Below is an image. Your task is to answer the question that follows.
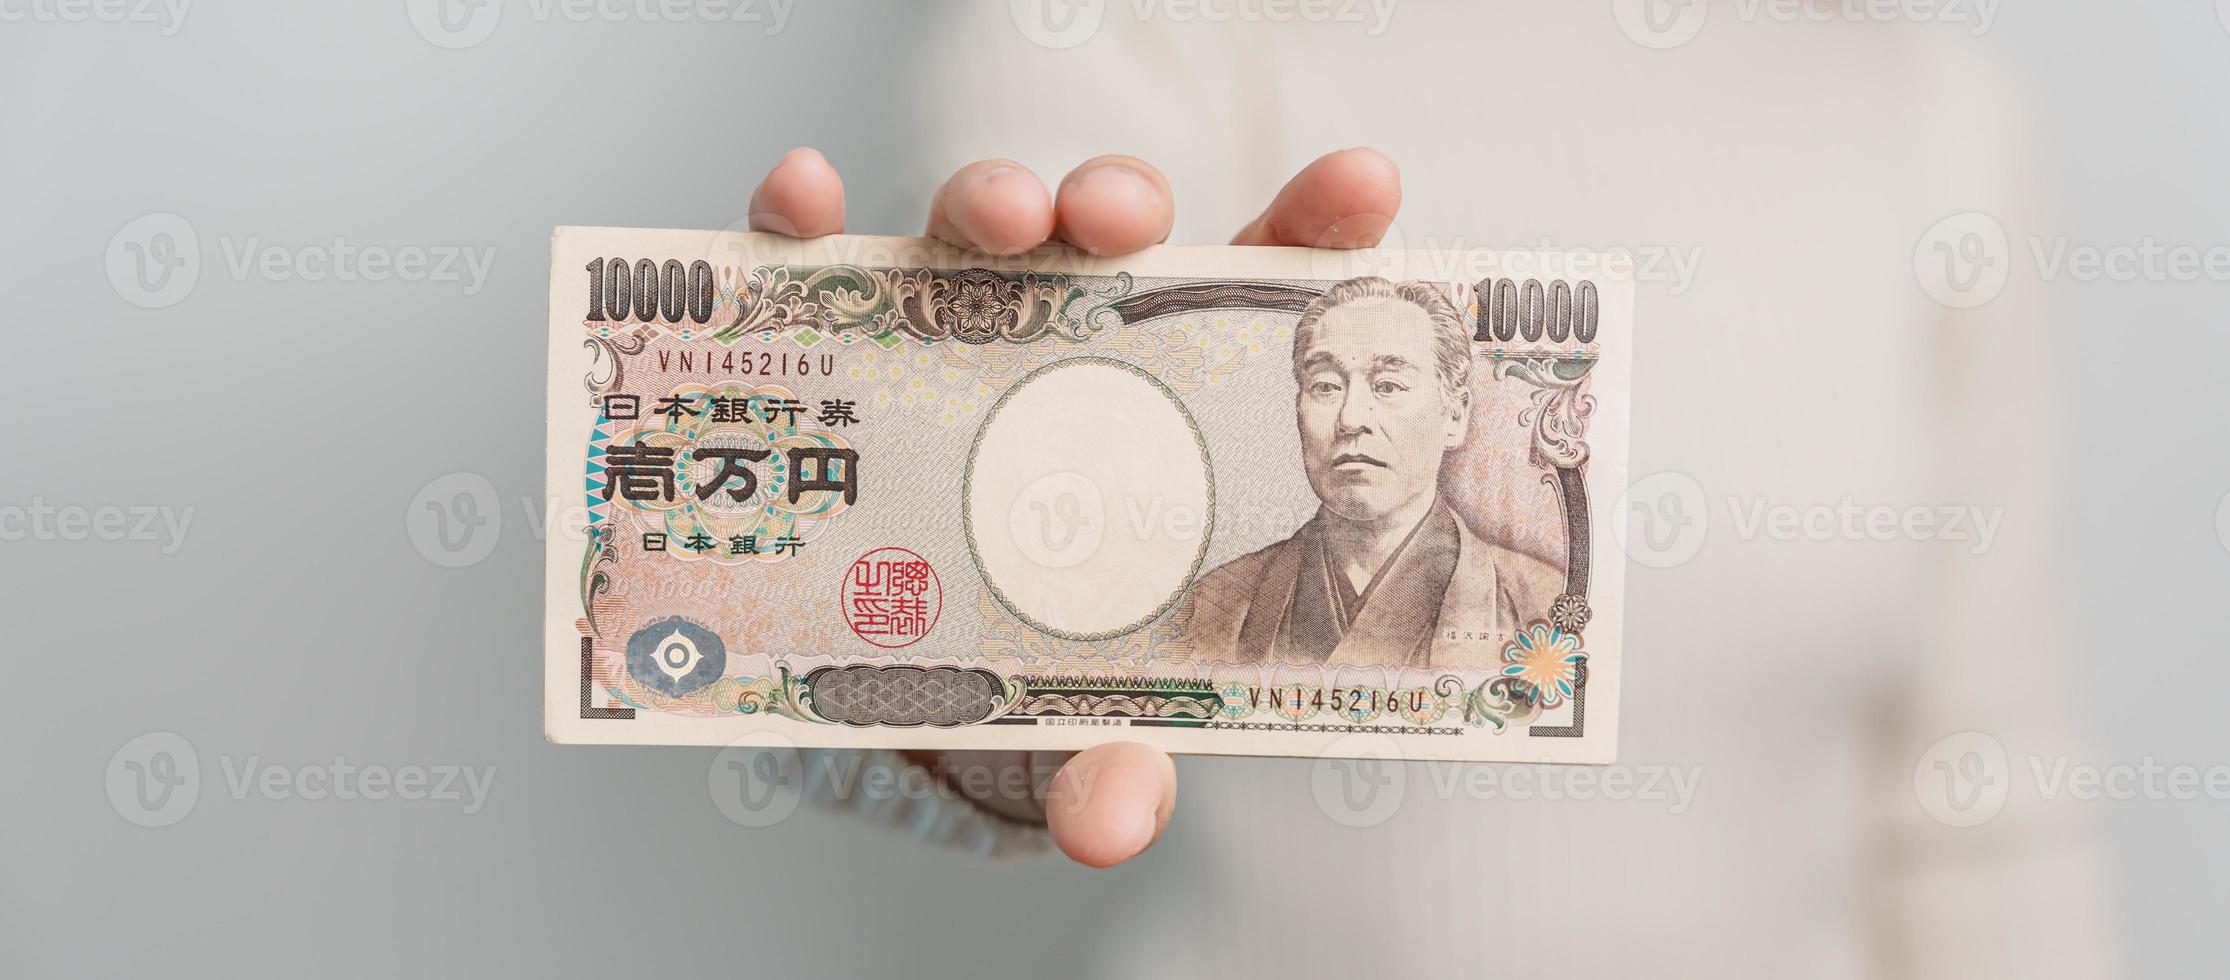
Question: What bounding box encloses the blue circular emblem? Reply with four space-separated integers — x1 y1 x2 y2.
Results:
625 616 726 697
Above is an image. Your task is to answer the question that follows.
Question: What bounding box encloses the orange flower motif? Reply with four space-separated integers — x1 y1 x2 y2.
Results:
1501 623 1586 708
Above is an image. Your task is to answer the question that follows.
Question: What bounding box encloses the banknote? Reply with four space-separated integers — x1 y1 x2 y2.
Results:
543 226 1631 762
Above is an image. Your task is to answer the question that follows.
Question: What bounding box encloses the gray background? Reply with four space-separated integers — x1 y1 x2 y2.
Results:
3 3 2224 977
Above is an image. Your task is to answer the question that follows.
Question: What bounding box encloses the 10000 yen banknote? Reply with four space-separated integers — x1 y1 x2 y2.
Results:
543 227 1631 762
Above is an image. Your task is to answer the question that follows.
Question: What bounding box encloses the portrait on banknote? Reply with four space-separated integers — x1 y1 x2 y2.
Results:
543 228 1630 762
1171 275 1568 670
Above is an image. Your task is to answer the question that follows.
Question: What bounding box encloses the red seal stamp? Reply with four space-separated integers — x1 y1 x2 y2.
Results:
840 547 941 648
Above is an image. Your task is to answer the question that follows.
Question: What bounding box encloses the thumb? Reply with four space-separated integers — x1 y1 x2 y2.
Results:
1231 147 1401 248
1044 741 1178 868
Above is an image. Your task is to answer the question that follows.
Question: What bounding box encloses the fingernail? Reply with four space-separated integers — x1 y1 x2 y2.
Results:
970 164 1023 188
1071 163 1157 201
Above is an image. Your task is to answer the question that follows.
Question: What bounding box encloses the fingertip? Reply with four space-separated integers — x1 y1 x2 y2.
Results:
930 161 1055 256
1046 742 1176 869
1236 146 1403 248
1312 147 1401 248
778 145 833 173
749 146 846 238
1055 155 1174 256
1321 146 1401 196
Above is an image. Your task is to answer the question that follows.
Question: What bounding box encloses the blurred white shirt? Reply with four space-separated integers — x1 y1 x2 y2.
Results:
890 5 2114 978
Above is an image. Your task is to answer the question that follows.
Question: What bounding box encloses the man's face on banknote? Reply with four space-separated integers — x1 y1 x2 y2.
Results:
1294 294 1468 525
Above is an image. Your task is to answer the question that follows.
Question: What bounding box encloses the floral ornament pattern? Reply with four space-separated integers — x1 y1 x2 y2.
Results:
658 265 1131 348
1496 357 1596 470
707 266 823 344
1501 623 1586 708
940 272 1018 343
1549 593 1591 633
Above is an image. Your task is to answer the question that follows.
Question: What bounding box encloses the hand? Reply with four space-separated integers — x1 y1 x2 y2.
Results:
744 145 1402 867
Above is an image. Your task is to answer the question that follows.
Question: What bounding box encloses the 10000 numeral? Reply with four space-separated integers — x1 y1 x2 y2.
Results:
585 256 716 325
